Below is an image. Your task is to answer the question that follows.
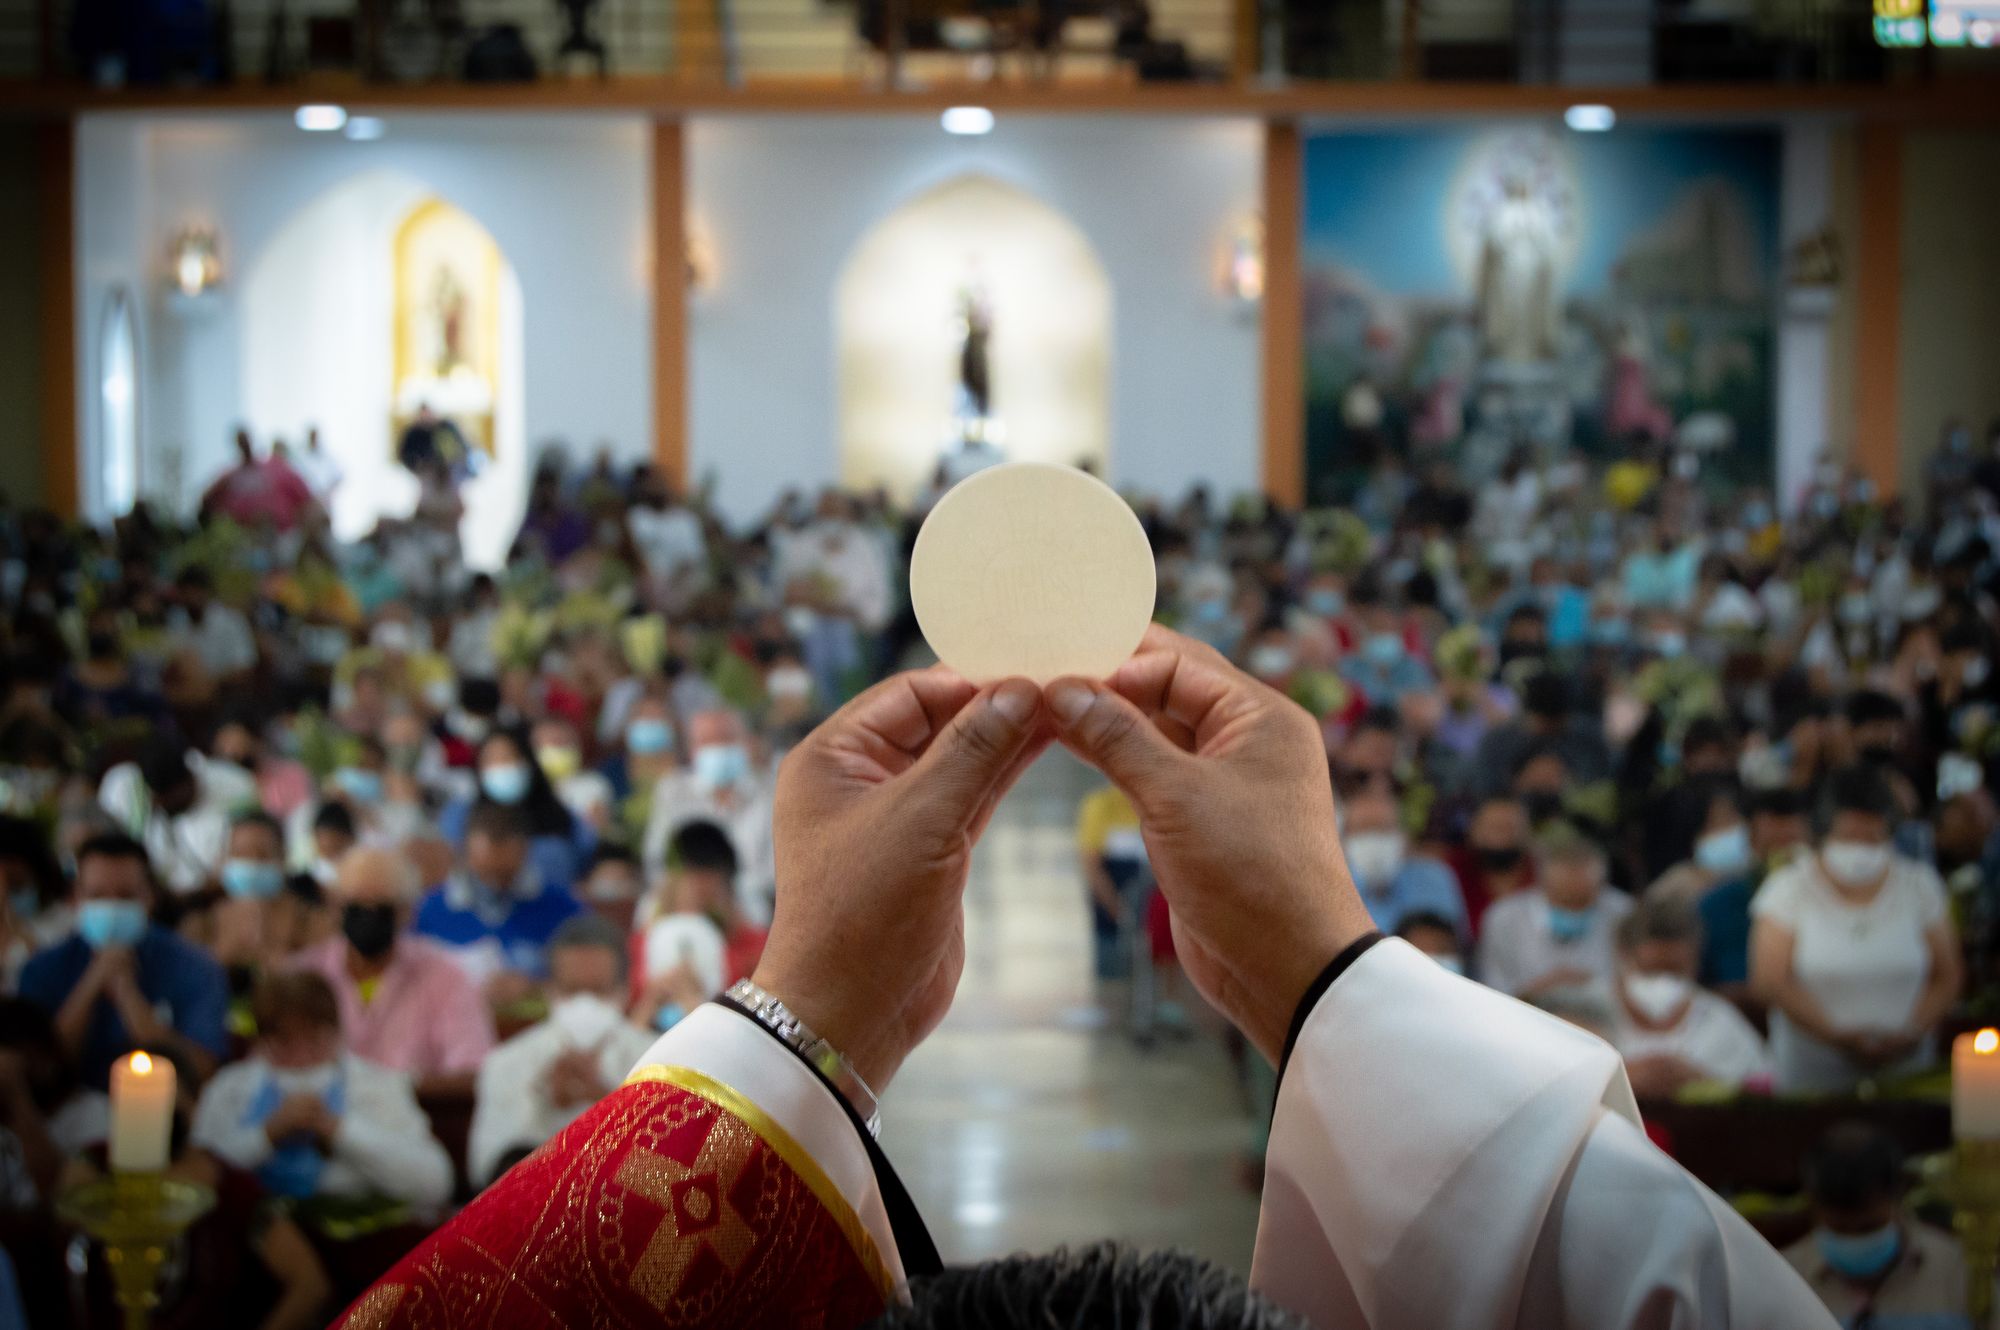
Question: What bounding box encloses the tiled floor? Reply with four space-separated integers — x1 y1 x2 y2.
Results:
879 748 1265 1273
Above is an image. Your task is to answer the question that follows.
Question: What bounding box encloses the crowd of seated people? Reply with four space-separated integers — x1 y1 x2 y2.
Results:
0 418 1994 1323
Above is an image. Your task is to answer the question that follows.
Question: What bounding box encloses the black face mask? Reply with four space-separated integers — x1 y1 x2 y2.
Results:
1522 791 1563 824
1859 743 1899 768
341 902 399 960
86 632 118 660
1477 845 1527 874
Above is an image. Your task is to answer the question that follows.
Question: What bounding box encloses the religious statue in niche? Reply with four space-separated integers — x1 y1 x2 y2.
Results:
955 278 994 422
392 197 502 457
1477 172 1562 364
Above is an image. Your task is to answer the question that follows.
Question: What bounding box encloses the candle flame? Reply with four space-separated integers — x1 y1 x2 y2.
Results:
130 1051 153 1075
1977 1030 1998 1056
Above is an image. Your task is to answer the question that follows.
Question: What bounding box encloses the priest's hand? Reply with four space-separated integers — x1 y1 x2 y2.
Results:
1046 626 1376 1064
756 668 1049 1091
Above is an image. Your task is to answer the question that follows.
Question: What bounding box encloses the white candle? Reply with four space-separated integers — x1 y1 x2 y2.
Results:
1955 1028 2000 1141
109 1051 175 1173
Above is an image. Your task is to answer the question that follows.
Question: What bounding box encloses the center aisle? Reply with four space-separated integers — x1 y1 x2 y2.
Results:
878 747 1264 1271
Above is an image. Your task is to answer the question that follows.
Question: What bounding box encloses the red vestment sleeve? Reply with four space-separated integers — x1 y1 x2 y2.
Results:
333 1065 895 1330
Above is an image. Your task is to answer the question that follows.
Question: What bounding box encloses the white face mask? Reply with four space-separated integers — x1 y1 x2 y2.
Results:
550 993 624 1050
766 668 812 702
1823 839 1891 888
1247 645 1297 680
1623 972 1692 1023
1344 831 1407 887
1434 954 1466 976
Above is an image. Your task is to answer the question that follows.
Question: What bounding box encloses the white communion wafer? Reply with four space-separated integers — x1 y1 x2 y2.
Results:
910 462 1157 684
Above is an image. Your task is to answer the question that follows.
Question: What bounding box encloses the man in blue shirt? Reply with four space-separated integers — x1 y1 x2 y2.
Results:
1337 579 1436 708
1341 788 1469 938
416 802 583 997
19 832 229 1090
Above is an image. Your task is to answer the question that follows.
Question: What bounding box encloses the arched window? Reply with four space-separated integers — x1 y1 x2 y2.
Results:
98 288 140 517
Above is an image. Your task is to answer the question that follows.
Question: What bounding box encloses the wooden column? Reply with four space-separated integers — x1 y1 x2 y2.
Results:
651 119 688 491
37 118 77 517
1261 121 1304 509
1852 124 1902 497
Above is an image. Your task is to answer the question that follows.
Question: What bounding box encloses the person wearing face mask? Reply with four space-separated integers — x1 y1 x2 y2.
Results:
438 729 597 893
531 716 614 835
1750 766 1961 1094
643 709 777 926
17 834 228 1090
1342 788 1468 939
1337 578 1436 708
467 915 654 1187
288 846 493 1096
1646 780 1756 911
1608 898 1770 1100
1451 796 1536 938
187 811 329 993
1477 829 1633 1000
193 972 452 1213
1782 1123 1967 1325
762 649 820 734
1472 672 1614 800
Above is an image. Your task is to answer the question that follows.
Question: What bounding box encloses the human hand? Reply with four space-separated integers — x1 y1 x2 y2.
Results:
84 944 137 997
266 1093 333 1145
754 668 1048 1090
1045 626 1376 1064
546 1049 607 1108
1624 1053 1702 1100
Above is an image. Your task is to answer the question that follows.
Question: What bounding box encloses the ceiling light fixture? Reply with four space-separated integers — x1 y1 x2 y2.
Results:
941 106 995 136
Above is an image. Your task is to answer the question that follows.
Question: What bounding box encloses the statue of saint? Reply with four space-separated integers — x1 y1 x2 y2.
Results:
955 280 993 420
1477 175 1561 364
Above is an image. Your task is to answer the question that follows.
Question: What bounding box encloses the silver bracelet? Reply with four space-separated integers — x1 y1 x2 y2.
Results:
725 979 882 1139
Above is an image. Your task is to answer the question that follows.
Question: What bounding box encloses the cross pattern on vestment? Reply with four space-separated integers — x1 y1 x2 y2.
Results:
615 1121 758 1310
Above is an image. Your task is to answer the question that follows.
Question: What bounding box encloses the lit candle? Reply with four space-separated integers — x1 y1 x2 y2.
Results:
109 1051 175 1173
1955 1028 2000 1141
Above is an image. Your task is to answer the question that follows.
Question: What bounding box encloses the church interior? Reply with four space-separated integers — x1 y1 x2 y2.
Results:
2 0 2000 1324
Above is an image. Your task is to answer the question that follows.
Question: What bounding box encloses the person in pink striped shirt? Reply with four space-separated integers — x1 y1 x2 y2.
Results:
287 846 494 1096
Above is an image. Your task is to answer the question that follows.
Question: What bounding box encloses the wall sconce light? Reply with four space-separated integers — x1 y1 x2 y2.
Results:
686 217 717 293
167 226 224 299
1219 214 1265 307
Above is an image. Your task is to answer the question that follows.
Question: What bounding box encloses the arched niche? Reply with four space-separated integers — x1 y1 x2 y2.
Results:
241 170 526 569
835 174 1112 500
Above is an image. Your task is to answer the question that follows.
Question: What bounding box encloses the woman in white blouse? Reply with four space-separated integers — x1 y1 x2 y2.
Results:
1750 766 1961 1094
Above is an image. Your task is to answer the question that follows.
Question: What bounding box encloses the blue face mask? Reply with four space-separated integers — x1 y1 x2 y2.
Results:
1192 597 1230 624
1363 633 1405 667
221 858 287 901
77 899 148 950
332 767 383 805
692 744 749 793
627 719 674 756
1305 589 1345 617
481 763 532 805
1694 825 1753 878
1816 1224 1901 1282
1548 905 1594 945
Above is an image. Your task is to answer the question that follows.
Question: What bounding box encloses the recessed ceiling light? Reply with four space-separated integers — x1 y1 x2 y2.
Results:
295 104 348 132
941 106 995 136
343 115 385 142
1564 104 1615 132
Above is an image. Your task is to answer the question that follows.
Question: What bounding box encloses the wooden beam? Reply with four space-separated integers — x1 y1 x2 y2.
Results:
1261 120 1303 509
651 118 688 492
1852 124 1901 497
36 117 75 517
6 75 2000 125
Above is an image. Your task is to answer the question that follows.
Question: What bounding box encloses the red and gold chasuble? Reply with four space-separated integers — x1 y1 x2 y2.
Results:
335 1067 894 1330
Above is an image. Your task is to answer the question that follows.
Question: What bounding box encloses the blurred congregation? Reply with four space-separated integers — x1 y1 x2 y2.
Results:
0 408 1995 1322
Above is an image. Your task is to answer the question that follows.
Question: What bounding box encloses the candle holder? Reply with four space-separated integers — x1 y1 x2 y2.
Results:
57 1173 216 1330
1939 1140 2000 1328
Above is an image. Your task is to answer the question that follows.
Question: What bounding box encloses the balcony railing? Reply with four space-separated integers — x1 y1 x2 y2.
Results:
0 0 1932 90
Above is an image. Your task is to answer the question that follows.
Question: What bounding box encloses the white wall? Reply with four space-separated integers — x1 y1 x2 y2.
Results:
687 116 1263 520
75 113 651 521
